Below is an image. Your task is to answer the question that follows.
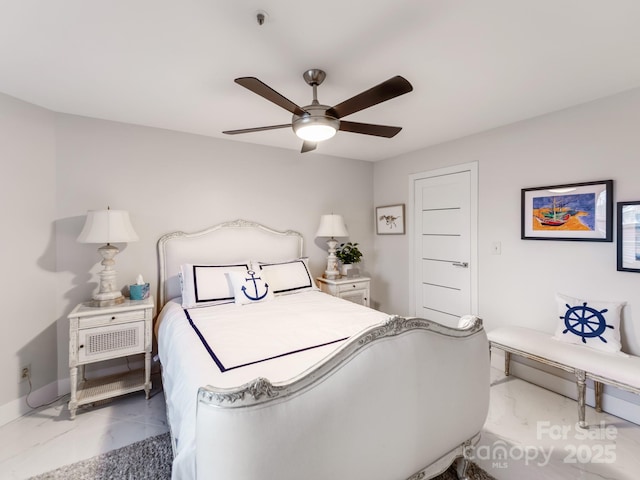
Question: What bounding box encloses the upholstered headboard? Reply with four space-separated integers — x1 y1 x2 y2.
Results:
157 219 304 307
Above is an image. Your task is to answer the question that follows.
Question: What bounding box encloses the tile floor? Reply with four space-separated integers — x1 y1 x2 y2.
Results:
0 372 168 480
476 368 640 479
0 368 638 479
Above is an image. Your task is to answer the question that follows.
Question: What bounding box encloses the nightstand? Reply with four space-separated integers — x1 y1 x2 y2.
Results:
68 296 154 419
316 276 371 307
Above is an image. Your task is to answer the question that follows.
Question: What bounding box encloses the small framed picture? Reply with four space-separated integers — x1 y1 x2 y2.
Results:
376 204 405 235
617 201 640 273
521 180 613 241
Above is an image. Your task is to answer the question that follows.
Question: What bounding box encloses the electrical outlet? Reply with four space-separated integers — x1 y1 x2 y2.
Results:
19 364 30 383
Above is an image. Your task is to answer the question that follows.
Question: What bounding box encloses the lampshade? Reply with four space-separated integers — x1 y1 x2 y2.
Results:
77 209 139 244
316 214 349 238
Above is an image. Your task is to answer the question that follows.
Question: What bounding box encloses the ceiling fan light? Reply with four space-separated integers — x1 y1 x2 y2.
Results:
295 124 337 142
293 114 339 142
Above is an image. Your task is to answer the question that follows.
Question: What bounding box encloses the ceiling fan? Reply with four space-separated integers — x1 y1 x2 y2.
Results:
222 69 413 153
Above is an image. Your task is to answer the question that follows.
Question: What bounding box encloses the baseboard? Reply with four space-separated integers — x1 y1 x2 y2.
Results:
490 350 640 426
0 357 146 428
0 379 64 428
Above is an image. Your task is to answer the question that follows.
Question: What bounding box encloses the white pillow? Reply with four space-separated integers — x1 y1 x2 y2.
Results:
553 293 626 354
256 258 318 295
228 270 274 305
180 263 250 308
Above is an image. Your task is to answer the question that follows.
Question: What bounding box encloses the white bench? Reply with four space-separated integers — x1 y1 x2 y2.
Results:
488 326 640 427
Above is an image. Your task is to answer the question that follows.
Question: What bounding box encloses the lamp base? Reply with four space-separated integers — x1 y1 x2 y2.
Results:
323 269 341 280
86 243 126 307
323 238 341 280
86 294 125 308
87 287 126 307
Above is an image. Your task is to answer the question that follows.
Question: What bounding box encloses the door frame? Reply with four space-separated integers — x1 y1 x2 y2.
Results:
408 161 479 317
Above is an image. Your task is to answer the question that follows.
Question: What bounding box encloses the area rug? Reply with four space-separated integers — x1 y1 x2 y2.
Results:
29 432 495 480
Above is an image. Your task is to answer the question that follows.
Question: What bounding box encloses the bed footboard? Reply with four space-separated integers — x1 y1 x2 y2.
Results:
195 316 490 480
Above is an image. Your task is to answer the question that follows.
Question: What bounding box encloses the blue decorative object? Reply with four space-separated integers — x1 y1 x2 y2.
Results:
560 302 612 344
130 282 150 300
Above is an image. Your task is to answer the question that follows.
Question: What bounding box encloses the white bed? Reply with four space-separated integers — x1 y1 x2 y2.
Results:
155 219 490 480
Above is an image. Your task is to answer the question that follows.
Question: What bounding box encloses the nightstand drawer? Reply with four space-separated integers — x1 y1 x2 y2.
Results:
78 309 147 329
77 321 145 363
336 282 368 293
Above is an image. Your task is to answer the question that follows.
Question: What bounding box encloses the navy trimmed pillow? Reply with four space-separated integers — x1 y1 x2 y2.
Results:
256 258 318 296
180 263 250 308
553 293 626 354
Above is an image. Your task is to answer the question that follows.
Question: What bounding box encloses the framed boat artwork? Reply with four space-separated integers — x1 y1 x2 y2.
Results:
617 201 640 272
521 180 613 241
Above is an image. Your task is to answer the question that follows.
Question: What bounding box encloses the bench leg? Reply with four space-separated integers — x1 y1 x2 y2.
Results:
595 381 603 413
576 369 587 428
504 351 511 376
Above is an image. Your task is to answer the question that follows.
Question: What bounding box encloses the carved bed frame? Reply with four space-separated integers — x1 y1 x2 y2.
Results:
156 219 490 480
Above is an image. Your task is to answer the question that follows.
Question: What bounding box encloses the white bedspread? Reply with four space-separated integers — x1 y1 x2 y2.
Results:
157 291 390 480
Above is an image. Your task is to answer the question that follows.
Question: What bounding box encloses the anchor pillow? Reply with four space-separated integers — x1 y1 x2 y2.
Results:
228 270 274 306
553 293 626 354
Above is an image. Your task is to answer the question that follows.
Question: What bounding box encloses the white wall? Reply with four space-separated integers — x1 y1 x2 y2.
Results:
53 114 375 392
0 93 57 418
0 99 375 424
373 87 640 422
4 86 640 425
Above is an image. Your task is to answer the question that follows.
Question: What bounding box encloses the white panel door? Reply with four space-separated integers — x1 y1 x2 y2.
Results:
411 166 477 326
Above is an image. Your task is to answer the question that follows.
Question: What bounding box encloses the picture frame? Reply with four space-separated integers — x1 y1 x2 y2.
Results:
376 204 405 235
521 180 613 241
617 201 640 272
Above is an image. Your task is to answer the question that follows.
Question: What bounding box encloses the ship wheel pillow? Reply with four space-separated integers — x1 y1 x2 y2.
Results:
553 293 626 355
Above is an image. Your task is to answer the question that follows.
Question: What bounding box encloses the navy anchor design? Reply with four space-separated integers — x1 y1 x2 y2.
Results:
241 270 269 301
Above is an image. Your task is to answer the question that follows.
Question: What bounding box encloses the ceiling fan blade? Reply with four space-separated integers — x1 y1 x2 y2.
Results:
301 141 317 153
339 121 402 138
222 124 291 135
327 76 413 119
235 77 307 117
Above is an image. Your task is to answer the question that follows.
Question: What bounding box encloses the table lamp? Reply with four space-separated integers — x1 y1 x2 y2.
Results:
316 214 349 280
77 208 139 307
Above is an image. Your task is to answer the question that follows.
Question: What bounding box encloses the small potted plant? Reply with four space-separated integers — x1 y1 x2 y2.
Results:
335 242 363 276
